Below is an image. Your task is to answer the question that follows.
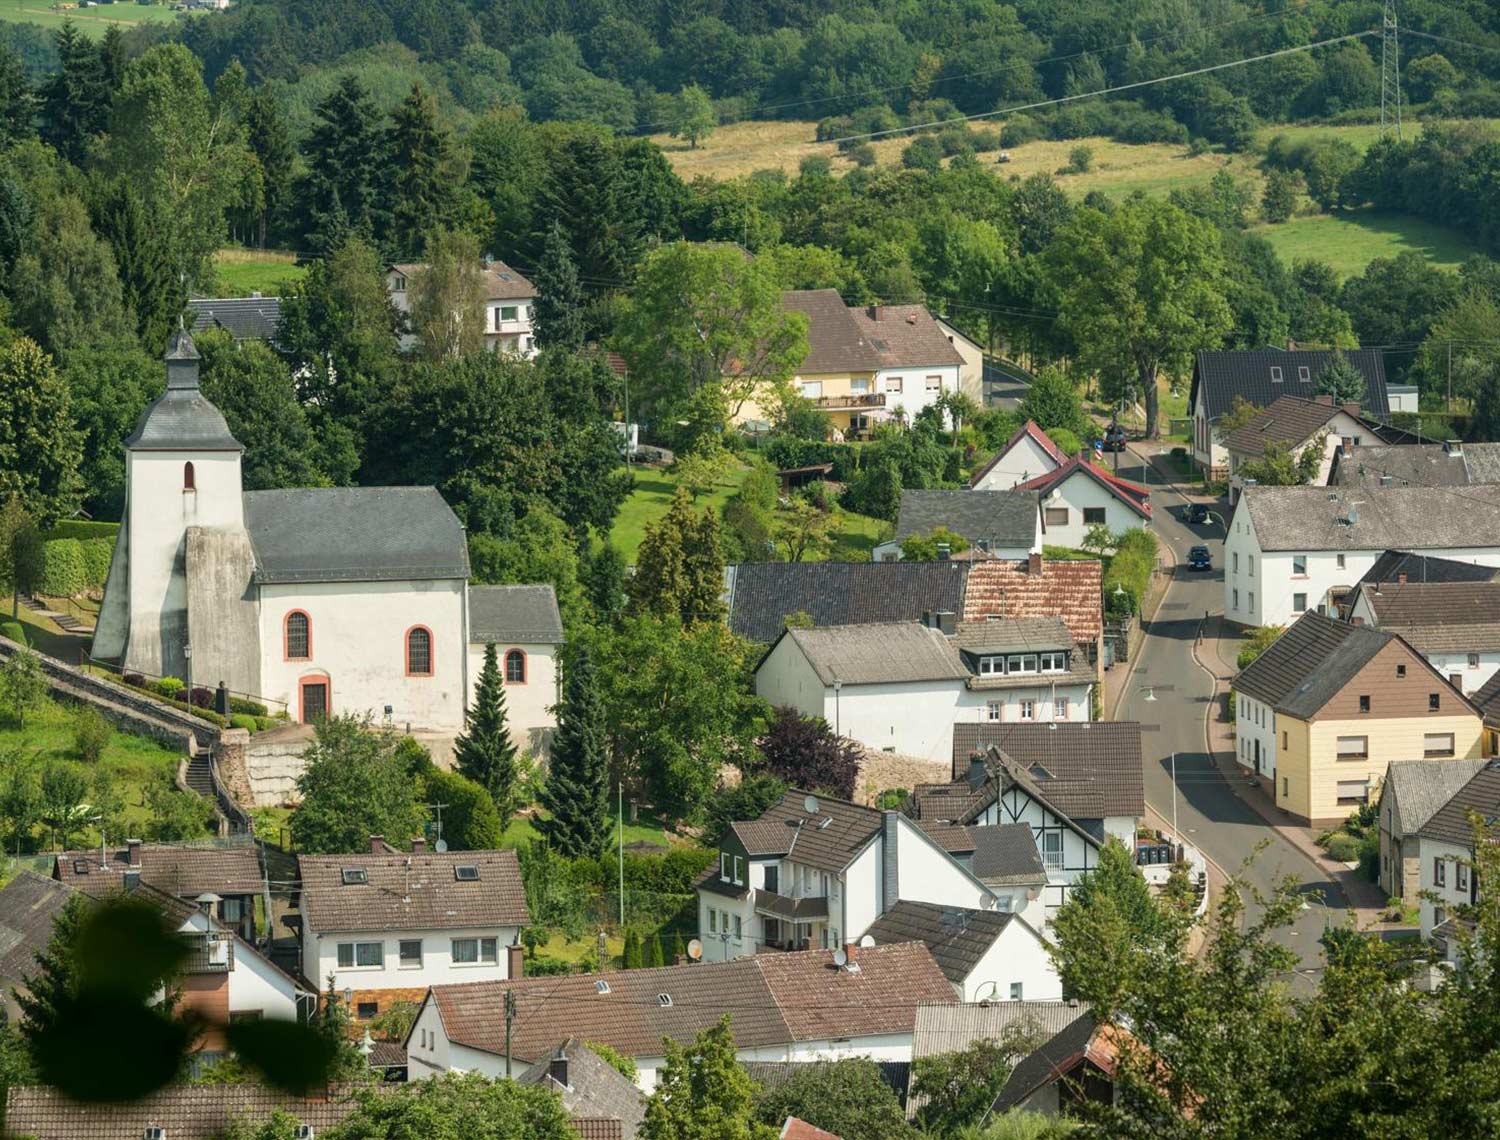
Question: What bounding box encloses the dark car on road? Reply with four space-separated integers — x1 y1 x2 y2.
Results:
1101 424 1128 452
1185 503 1209 525
1187 545 1213 571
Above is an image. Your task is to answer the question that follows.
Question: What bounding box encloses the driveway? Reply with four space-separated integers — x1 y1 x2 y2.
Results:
1110 446 1346 975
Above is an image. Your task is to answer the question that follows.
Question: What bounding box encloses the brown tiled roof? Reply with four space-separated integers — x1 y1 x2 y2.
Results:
426 943 952 1063
391 260 534 300
961 559 1103 643
574 1119 626 1140
863 901 1020 985
783 290 883 373
297 849 529 934
3 1085 364 1139
729 790 882 874
1231 611 1397 717
848 304 964 369
731 819 798 857
55 843 265 899
1221 394 1346 456
948 723 1145 819
1353 580 1500 653
520 1038 646 1140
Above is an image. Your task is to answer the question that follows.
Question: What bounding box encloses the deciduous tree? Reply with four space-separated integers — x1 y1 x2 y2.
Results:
752 1058 914 1140
289 715 424 855
641 1015 768 1140
757 707 860 800
0 337 82 526
409 227 486 360
670 84 716 149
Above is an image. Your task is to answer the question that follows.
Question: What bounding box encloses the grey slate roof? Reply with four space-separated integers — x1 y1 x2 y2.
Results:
1419 760 1500 846
947 722 1146 820
244 487 470 584
773 622 969 686
863 900 1020 985
991 1012 1104 1112
952 617 1072 654
1231 611 1392 717
724 561 968 643
520 1039 647 1140
297 848 530 934
468 584 563 644
189 296 282 341
0 872 77 1014
1238 485 1500 552
1350 580 1500 652
1359 550 1500 587
1331 442 1500 488
893 490 1041 548
720 790 883 874
125 329 242 452
969 823 1049 886
1383 759 1490 839
1190 348 1389 421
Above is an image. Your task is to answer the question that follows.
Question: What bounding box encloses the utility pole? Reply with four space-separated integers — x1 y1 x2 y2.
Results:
1380 0 1403 140
618 782 625 926
1447 340 1453 413
504 989 516 1078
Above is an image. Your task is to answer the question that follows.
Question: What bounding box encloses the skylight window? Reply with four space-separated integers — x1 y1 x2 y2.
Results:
657 993 673 1008
73 860 90 875
596 980 611 994
454 866 480 882
341 868 368 885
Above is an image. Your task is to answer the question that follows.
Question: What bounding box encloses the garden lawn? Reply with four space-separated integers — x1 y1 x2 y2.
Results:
1251 210 1472 279
609 463 751 560
498 807 676 850
211 249 305 297
0 696 185 841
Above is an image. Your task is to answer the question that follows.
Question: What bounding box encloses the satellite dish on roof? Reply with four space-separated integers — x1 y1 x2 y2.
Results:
859 934 875 948
833 947 848 967
686 939 703 961
803 794 820 815
435 839 448 853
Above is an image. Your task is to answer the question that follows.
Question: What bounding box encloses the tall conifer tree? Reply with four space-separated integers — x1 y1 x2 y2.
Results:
453 643 520 820
537 644 611 859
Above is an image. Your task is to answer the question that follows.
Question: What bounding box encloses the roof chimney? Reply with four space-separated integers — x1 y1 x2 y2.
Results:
1341 439 1352 456
936 543 951 561
411 836 426 854
935 611 957 636
369 835 386 854
1315 394 1333 406
844 941 858 966
868 304 883 321
126 839 142 868
1287 339 1297 350
548 1046 570 1089
507 943 524 980
1343 402 1361 417
1397 572 1407 585
1028 552 1042 576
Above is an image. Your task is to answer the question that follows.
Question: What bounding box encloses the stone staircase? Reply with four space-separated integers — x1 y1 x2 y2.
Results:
185 753 216 798
16 594 93 633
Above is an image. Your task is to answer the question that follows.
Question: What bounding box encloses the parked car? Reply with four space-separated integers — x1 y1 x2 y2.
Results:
1185 503 1209 525
1187 545 1212 571
1100 424 1128 452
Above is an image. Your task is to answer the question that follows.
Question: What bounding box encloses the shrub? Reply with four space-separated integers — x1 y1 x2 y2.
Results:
38 538 86 597
902 135 943 172
228 696 268 717
1068 144 1094 172
1102 528 1158 616
80 539 112 589
526 955 572 976
43 521 118 541
122 672 145 689
999 115 1041 147
229 713 259 733
154 677 184 700
72 707 113 764
848 143 876 167
190 686 213 709
970 126 1002 150
1324 832 1361 862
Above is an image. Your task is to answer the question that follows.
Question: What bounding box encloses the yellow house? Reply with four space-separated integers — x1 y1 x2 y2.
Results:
1232 611 1483 826
734 290 964 439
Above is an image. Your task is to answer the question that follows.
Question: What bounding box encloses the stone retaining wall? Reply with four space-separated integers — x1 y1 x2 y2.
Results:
246 731 313 807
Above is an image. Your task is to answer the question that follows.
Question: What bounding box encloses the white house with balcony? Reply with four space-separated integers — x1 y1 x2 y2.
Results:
386 259 538 357
696 790 998 964
1223 485 1500 629
297 842 530 1026
754 616 1093 763
1345 579 1500 698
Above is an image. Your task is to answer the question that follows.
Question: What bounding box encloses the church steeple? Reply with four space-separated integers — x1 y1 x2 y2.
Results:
164 324 201 391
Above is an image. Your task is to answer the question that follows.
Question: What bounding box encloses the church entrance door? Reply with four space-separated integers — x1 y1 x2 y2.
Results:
300 678 329 723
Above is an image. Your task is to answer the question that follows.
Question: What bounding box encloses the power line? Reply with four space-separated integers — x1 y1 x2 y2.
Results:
629 0 1322 134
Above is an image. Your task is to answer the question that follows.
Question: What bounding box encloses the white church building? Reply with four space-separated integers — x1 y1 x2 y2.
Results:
91 330 563 745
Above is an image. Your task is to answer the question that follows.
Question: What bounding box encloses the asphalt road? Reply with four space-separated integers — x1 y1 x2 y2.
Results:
1110 449 1344 974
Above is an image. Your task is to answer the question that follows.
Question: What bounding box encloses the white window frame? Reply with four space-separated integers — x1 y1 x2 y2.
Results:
1018 699 1035 720
979 656 1004 676
1040 831 1063 870
451 937 499 965
721 852 731 882
1469 653 1481 669
925 374 942 392
885 376 903 393
399 939 422 968
850 378 870 395
1039 651 1067 673
800 380 823 399
499 305 519 322
1054 696 1069 719
1270 366 1283 382
1298 365 1311 382
337 941 384 969
1292 554 1307 575
986 700 1002 722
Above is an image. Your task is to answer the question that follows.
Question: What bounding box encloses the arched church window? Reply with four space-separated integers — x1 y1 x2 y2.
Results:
183 461 196 491
285 611 310 660
505 649 526 684
406 627 433 676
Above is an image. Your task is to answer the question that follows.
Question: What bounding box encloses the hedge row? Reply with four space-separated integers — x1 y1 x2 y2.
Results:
45 521 120 542
37 538 113 596
1103 528 1159 616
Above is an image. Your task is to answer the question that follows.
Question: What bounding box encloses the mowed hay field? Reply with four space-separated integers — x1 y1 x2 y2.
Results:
0 1 184 37
656 117 1488 276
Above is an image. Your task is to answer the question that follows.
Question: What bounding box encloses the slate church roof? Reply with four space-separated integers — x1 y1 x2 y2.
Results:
125 328 243 452
244 486 471 584
469 584 564 644
189 296 283 341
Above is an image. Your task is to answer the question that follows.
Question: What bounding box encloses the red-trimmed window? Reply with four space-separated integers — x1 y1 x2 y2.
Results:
406 627 433 676
184 461 196 491
284 611 310 660
505 649 526 684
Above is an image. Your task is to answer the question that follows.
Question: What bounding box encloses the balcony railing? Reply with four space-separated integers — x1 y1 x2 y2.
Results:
752 889 829 922
810 393 885 410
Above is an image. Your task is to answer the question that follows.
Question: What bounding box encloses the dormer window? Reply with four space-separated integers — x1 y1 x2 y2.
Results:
721 852 731 882
1040 651 1067 673
979 656 1004 676
145 1128 166 1140
183 461 195 491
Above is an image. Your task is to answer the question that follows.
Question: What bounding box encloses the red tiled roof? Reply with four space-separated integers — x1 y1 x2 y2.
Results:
961 559 1103 643
782 1117 845 1140
1012 458 1152 519
968 421 1067 489
297 848 529 934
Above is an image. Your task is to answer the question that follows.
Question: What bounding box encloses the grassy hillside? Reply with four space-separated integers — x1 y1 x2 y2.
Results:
0 0 184 38
1251 211 1472 277
211 248 305 297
